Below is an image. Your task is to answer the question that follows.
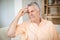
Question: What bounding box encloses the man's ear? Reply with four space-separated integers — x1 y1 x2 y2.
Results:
37 9 40 13
38 9 40 12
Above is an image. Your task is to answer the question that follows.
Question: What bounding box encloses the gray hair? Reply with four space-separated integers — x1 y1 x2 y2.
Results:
27 2 40 9
27 2 42 17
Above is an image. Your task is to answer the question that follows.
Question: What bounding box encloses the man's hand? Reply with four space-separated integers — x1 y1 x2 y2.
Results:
18 6 28 16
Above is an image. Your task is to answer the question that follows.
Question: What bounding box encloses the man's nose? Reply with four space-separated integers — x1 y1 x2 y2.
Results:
29 12 33 16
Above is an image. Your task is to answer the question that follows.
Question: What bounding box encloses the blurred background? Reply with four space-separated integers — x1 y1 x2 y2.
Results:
0 0 60 40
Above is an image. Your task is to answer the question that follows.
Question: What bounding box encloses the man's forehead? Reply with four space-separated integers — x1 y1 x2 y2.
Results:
27 4 40 12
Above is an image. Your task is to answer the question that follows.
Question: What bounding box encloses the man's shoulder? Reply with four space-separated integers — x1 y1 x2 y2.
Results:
45 20 53 24
44 20 55 30
44 19 54 26
42 18 53 25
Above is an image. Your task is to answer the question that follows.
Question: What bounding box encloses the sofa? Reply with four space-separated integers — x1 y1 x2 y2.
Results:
0 27 11 40
0 27 22 40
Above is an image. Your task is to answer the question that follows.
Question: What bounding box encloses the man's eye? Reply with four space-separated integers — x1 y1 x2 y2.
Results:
27 11 29 13
31 10 34 12
27 12 30 14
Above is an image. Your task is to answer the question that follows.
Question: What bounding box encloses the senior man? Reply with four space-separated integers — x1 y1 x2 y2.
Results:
8 2 59 40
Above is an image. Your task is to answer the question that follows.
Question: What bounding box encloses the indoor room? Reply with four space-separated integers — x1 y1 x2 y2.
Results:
0 0 60 40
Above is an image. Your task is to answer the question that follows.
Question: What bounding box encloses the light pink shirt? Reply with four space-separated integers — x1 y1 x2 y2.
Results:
15 19 59 40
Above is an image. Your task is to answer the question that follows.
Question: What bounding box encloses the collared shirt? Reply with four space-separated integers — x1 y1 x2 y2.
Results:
15 19 59 40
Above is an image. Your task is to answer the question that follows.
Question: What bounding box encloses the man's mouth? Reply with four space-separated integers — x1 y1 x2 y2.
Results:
30 15 35 18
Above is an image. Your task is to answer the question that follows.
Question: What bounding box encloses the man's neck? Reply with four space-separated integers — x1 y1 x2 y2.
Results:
31 18 41 26
35 18 41 26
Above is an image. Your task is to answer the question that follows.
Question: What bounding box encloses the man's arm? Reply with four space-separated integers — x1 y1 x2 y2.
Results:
7 7 28 38
52 26 60 40
49 22 60 40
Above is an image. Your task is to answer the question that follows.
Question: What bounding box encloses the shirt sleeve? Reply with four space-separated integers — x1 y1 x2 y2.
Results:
15 24 26 36
49 22 60 40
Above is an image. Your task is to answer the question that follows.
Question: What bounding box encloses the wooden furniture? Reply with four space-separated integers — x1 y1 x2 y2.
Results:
42 0 60 24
